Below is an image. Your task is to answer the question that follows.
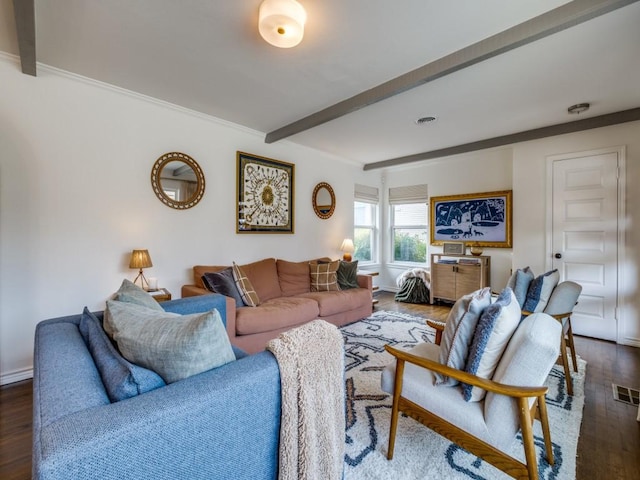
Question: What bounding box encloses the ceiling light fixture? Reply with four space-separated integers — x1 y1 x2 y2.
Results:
258 0 307 48
415 116 437 125
567 103 590 114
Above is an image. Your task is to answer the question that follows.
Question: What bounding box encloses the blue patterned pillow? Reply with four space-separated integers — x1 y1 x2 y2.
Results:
79 307 165 402
522 269 559 313
506 267 534 308
462 288 521 402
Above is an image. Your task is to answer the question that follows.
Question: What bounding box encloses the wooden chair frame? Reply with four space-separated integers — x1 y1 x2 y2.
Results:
385 344 554 480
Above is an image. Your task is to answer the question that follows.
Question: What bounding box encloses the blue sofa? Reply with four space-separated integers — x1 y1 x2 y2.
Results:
32 294 281 480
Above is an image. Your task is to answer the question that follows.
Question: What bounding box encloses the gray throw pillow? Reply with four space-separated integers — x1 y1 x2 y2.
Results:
104 300 235 384
202 268 246 306
104 279 163 338
337 260 359 289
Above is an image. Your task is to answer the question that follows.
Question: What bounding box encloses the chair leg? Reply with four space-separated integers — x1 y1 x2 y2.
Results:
537 395 554 466
387 359 405 460
517 397 539 480
566 318 578 373
560 334 574 396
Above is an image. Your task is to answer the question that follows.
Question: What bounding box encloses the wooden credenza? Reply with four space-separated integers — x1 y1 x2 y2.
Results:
430 254 490 304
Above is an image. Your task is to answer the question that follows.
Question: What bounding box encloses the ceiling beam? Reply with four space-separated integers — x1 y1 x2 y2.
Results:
362 108 640 170
12 0 36 76
264 0 638 144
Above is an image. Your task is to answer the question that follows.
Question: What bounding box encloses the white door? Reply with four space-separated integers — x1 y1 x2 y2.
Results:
550 150 620 341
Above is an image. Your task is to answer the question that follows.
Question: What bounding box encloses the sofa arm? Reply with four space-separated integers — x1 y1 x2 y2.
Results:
181 284 210 297
357 274 373 291
34 351 281 480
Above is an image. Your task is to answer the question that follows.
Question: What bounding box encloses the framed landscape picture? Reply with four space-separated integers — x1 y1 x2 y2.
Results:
430 190 512 247
236 151 295 233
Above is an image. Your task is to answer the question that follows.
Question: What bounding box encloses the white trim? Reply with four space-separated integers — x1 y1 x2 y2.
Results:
1 367 33 386
545 145 628 344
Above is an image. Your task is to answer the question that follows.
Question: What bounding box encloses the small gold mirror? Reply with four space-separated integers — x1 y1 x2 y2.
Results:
151 152 205 209
312 182 335 219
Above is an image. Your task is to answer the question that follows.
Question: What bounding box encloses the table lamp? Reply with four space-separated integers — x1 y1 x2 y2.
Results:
129 249 153 290
340 238 355 262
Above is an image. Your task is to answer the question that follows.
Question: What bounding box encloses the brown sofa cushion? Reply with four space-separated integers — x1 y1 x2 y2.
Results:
235 297 319 335
298 289 371 317
240 258 282 302
277 259 311 297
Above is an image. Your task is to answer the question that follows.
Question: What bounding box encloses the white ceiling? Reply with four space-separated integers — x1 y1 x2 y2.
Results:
1 0 639 167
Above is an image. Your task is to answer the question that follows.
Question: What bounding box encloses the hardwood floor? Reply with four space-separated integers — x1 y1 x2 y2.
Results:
1 291 638 479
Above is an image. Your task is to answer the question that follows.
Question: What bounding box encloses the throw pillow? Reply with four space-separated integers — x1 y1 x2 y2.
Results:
231 262 260 307
505 266 535 308
522 269 560 313
79 307 166 402
462 288 521 402
105 300 236 384
337 260 359 290
435 287 492 386
202 267 246 307
309 260 340 292
104 279 164 338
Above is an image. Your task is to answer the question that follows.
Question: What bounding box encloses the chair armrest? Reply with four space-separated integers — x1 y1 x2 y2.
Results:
426 320 445 345
522 309 571 322
384 345 547 399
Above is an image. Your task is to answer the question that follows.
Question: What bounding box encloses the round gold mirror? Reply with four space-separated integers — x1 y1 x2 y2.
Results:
312 182 335 219
151 152 205 209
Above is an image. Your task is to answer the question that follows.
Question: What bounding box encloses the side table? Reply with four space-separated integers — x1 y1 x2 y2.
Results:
149 288 172 303
358 271 379 308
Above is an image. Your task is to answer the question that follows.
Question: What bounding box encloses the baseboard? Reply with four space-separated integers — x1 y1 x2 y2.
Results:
1 367 33 386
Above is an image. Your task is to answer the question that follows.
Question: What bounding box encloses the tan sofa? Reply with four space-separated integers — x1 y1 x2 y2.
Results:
182 258 373 353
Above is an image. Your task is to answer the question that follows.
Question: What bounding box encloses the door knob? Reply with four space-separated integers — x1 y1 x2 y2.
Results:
554 253 562 259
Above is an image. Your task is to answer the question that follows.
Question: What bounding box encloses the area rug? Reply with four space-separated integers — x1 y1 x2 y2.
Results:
340 310 587 480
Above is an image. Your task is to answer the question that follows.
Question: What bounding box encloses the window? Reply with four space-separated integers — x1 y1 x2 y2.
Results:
354 184 379 263
389 185 429 264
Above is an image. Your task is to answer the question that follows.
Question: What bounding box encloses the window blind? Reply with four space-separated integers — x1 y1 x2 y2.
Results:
354 184 379 203
388 184 428 205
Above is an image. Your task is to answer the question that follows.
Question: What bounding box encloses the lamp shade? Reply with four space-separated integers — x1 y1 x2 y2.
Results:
129 249 153 269
340 238 355 253
259 0 306 48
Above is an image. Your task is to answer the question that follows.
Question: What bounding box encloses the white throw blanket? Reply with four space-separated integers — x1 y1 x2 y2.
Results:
267 320 345 480
396 267 431 288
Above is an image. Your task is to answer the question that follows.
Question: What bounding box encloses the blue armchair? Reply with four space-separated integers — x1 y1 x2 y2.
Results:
33 294 281 480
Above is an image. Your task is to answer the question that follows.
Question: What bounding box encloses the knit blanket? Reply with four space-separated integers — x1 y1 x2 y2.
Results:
267 320 346 480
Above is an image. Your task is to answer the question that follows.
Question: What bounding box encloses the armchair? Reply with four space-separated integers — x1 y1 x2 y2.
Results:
382 312 561 480
523 280 582 395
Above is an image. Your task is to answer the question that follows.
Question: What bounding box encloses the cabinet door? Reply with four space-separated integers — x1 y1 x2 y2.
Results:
432 263 456 300
455 265 481 298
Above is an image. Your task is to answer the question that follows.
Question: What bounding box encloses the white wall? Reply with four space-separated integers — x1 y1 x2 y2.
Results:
355 149 514 291
0 56 360 383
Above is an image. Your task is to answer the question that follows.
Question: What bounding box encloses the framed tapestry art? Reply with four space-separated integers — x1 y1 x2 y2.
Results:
430 190 512 247
236 151 294 233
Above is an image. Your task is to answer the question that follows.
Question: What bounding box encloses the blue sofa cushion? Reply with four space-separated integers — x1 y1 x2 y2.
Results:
105 300 236 384
104 279 164 338
506 266 534 308
79 307 166 402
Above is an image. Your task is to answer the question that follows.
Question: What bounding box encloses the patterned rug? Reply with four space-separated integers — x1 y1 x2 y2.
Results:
340 310 586 480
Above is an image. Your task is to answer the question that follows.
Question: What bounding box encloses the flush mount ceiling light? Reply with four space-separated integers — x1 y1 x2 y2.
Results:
568 103 590 114
415 116 437 125
259 0 307 48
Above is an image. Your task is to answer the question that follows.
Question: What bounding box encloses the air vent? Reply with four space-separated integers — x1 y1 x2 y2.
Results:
415 116 437 125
